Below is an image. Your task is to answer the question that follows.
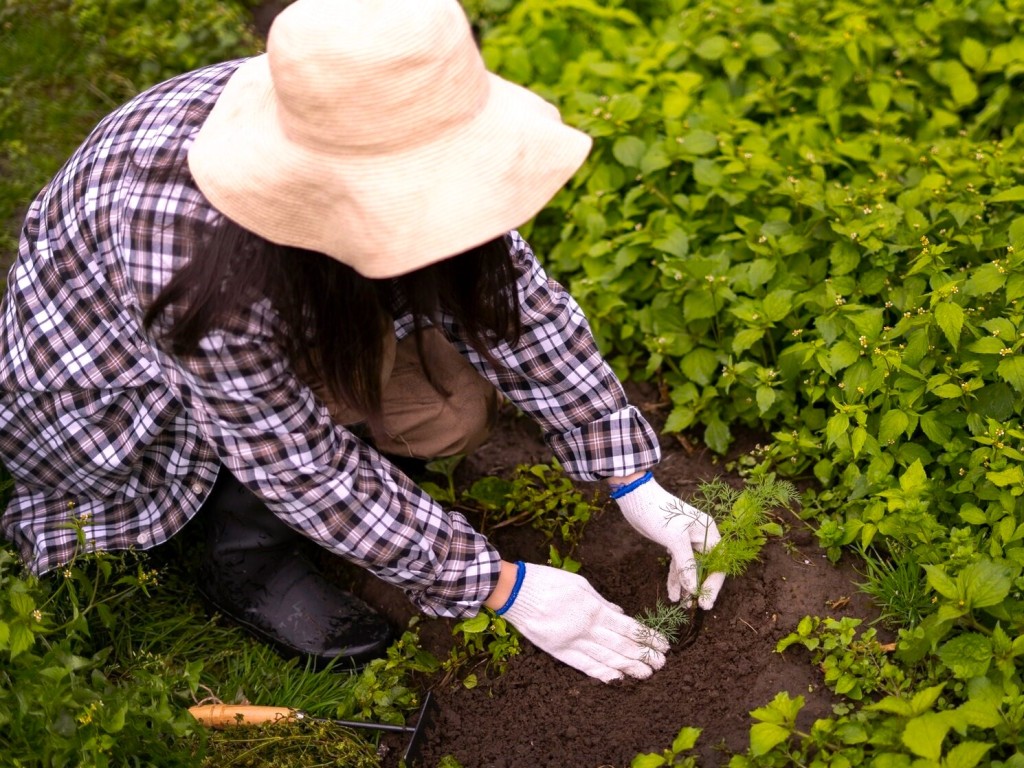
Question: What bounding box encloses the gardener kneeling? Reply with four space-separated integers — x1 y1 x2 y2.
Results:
0 0 725 683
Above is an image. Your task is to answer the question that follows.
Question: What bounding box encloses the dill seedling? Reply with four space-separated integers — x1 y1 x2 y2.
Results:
635 599 690 659
668 477 797 589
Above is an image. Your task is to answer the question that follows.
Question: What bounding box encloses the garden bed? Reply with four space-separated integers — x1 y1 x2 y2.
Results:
353 387 881 767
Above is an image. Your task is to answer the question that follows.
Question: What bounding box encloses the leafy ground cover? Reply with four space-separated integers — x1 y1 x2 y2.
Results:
4 0 1024 765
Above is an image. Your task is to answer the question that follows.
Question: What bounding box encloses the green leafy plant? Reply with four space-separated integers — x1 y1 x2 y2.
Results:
631 725 702 768
423 458 599 551
438 611 520 689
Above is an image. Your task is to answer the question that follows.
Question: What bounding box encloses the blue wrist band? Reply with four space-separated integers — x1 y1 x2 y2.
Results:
609 470 654 500
494 561 526 616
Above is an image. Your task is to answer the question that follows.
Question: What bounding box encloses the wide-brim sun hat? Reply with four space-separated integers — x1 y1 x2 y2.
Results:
187 0 593 279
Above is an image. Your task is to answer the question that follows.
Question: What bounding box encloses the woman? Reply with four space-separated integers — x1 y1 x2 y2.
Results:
0 0 724 683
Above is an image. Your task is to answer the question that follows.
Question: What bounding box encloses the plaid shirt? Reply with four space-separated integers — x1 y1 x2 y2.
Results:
0 61 660 617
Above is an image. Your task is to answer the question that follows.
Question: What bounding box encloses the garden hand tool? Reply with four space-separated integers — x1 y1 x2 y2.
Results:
613 472 726 609
188 690 434 765
498 562 669 683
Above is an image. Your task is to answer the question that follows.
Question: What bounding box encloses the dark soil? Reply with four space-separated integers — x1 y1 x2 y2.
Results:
352 384 881 768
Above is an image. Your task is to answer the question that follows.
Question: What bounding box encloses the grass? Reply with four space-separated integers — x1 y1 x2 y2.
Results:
855 545 934 631
0 2 112 272
0 526 436 766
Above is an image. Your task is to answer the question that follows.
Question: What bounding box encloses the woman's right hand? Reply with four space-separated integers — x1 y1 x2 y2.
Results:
492 562 669 682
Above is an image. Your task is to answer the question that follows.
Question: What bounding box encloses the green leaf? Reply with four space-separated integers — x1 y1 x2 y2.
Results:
920 411 952 444
763 290 794 322
8 591 34 617
681 347 718 385
678 130 718 155
961 559 1012 608
684 291 717 321
900 460 927 494
665 406 695 433
932 383 964 398
939 633 992 679
826 413 850 446
967 337 1007 355
102 702 128 734
458 614 491 633
631 755 667 768
990 187 1024 203
749 723 791 756
987 466 1024 488
923 564 958 600
756 386 776 414
902 712 950 760
851 426 867 458
748 31 781 58
958 679 1004 728
671 726 701 753
878 410 910 443
733 328 765 353
868 695 914 717
960 38 988 70
829 340 861 371
613 136 646 168
934 302 964 349
965 263 1006 296
704 418 731 454
929 59 978 106
8 623 33 657
1010 217 1024 252
695 35 729 60
944 742 992 768
653 229 690 258
692 158 723 187
998 356 1024 392
868 82 892 112
641 144 671 175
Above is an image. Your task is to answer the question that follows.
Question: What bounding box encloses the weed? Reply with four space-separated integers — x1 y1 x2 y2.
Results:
856 545 934 630
438 612 520 689
630 726 702 768
423 458 599 552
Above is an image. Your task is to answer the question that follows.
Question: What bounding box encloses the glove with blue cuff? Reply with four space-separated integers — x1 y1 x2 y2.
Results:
496 562 669 683
612 472 726 610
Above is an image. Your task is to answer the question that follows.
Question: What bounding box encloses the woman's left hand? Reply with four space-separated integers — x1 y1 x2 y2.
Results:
612 475 726 609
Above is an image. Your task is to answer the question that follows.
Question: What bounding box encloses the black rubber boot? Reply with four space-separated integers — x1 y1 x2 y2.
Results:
197 471 394 670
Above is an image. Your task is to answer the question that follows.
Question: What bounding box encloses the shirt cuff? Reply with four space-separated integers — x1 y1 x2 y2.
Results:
547 404 661 481
391 511 503 619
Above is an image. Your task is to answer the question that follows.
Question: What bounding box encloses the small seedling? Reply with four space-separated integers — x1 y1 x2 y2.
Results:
423 458 599 552
438 612 520 689
634 599 691 663
678 476 797 591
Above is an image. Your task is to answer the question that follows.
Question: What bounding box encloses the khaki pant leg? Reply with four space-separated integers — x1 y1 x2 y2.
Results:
369 329 499 458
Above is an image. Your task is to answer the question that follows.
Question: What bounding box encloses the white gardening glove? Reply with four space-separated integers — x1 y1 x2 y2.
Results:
498 562 669 683
613 473 725 609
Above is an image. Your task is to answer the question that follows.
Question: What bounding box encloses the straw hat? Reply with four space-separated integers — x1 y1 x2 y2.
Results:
187 0 592 278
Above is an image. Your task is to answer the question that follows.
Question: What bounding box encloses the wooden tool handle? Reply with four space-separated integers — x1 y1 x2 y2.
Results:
188 704 297 728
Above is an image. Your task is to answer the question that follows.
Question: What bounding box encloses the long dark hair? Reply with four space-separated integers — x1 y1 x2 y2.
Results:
143 216 521 424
